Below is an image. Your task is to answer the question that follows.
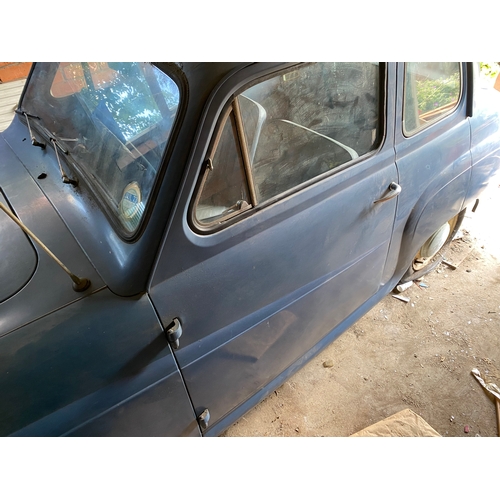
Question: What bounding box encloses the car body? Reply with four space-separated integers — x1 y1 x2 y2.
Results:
1 62 499 436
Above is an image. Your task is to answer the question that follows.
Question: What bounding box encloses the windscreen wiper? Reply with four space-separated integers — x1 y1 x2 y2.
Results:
50 137 78 186
21 111 45 149
17 109 79 187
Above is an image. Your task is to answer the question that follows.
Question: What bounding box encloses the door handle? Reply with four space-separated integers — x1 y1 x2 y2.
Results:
373 182 401 204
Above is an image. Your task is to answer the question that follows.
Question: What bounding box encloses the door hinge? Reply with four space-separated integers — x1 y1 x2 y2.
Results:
166 318 182 350
197 408 211 431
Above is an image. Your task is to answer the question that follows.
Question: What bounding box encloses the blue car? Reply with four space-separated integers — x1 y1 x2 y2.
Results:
1 62 499 436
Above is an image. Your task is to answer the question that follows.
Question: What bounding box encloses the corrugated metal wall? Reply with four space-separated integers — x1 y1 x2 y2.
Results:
0 63 32 132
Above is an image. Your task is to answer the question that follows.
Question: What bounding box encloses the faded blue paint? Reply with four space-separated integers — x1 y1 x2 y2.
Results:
0 62 499 436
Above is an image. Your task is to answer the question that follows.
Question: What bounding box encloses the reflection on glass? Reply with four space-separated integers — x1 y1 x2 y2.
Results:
25 62 180 234
404 62 460 135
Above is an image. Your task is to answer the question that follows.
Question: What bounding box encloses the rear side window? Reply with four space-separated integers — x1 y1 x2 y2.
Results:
403 62 461 136
194 62 382 229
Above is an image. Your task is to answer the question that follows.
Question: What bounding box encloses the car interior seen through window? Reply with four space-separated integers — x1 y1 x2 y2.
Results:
194 62 382 228
403 62 461 136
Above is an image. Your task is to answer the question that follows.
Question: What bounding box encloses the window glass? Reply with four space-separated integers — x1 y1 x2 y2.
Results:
194 62 381 227
240 63 380 203
403 62 461 136
195 111 251 224
24 62 180 234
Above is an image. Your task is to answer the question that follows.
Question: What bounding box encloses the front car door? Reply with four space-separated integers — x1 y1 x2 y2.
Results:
150 62 399 435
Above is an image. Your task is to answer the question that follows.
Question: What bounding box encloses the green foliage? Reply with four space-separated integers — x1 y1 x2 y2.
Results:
416 73 460 114
480 62 500 80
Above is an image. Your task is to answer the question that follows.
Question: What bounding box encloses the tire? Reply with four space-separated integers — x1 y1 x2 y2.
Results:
399 208 466 284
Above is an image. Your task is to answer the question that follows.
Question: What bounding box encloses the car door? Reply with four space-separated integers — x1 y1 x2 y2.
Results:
150 62 399 435
386 62 471 282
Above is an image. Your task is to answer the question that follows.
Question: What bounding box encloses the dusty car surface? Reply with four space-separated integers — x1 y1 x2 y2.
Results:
0 62 499 436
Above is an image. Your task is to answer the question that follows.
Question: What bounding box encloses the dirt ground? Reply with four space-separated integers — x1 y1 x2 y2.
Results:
222 184 500 437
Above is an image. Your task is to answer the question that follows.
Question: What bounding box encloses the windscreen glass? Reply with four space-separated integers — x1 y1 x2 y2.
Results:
22 62 180 233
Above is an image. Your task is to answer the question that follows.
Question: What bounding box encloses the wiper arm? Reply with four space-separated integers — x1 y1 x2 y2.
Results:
17 109 79 186
22 112 46 149
50 137 78 186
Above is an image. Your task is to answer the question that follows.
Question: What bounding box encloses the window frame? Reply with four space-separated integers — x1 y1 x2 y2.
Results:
402 62 463 138
190 62 387 234
191 104 254 228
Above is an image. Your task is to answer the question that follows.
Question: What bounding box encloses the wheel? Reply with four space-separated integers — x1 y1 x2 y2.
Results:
399 209 466 284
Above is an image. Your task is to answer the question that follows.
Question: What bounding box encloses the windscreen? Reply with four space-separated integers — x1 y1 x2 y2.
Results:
22 62 180 234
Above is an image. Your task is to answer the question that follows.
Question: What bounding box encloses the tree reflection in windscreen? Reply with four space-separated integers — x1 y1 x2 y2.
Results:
25 62 181 233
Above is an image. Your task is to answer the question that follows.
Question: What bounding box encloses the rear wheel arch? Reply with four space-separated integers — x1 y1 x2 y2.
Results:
398 208 465 284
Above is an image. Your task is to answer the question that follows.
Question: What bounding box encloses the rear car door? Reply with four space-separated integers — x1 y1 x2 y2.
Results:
387 62 471 280
150 62 399 435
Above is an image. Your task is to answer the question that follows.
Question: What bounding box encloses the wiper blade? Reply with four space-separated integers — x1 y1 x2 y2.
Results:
21 111 45 149
50 137 78 186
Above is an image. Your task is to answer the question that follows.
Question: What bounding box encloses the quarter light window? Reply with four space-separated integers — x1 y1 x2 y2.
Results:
195 109 251 224
403 62 461 136
194 62 381 228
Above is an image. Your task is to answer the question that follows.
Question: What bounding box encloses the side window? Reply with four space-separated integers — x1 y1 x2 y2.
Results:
403 62 461 136
194 62 382 228
194 108 251 224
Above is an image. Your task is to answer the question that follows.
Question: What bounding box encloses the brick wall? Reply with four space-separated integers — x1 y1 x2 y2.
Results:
0 62 32 83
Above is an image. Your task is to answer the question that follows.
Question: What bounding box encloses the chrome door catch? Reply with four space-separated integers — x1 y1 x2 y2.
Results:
166 318 182 350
